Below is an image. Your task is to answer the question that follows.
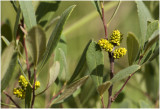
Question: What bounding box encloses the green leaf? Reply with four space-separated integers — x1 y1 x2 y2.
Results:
19 1 37 30
26 26 46 66
86 41 104 88
135 1 152 46
127 32 140 65
139 100 150 108
1 36 10 46
68 40 92 84
98 81 111 96
35 1 60 27
143 29 159 55
149 47 159 61
14 6 21 40
48 61 60 87
146 20 159 40
54 35 67 80
1 43 18 92
110 65 141 84
51 75 89 105
140 50 153 65
38 5 76 73
92 1 102 18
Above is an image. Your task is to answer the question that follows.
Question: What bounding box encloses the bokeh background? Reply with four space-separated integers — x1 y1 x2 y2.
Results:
1 1 159 108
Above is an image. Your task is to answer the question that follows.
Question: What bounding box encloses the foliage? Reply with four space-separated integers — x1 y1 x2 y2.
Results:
1 1 159 108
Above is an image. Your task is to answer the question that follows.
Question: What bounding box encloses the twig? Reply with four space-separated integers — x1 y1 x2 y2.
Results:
20 18 31 80
107 53 114 108
47 83 66 108
100 96 105 108
31 68 37 108
3 91 20 108
111 55 143 102
100 1 108 39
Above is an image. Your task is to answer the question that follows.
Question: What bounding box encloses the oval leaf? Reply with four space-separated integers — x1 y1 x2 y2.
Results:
135 1 152 46
127 32 140 65
19 1 37 30
149 47 159 61
68 40 92 84
48 61 60 87
111 65 141 84
143 29 159 55
38 5 76 72
86 41 104 88
26 26 46 66
1 43 18 92
54 35 67 80
146 20 159 40
98 81 111 96
51 75 89 105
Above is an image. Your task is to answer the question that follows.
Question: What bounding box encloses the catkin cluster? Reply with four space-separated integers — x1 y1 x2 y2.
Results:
13 75 40 99
98 30 127 59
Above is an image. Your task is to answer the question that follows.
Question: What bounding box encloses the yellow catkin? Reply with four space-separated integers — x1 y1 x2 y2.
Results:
35 81 40 90
110 30 122 46
113 48 127 59
18 75 28 88
13 87 25 99
98 39 114 52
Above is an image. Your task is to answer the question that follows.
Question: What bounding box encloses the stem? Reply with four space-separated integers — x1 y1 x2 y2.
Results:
20 18 31 80
47 83 66 108
111 55 143 102
100 96 105 108
3 91 20 108
31 68 37 108
107 53 114 108
101 1 108 39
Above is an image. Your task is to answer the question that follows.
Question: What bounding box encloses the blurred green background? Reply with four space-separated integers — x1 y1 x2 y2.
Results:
1 1 159 108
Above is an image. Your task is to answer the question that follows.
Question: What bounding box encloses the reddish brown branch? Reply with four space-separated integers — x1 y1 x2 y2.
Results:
111 55 143 102
3 91 20 108
20 18 31 80
47 84 66 108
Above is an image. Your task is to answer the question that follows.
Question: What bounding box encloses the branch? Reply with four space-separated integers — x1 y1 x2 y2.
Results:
100 1 108 39
3 91 20 108
111 55 143 102
20 18 31 80
47 83 66 108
